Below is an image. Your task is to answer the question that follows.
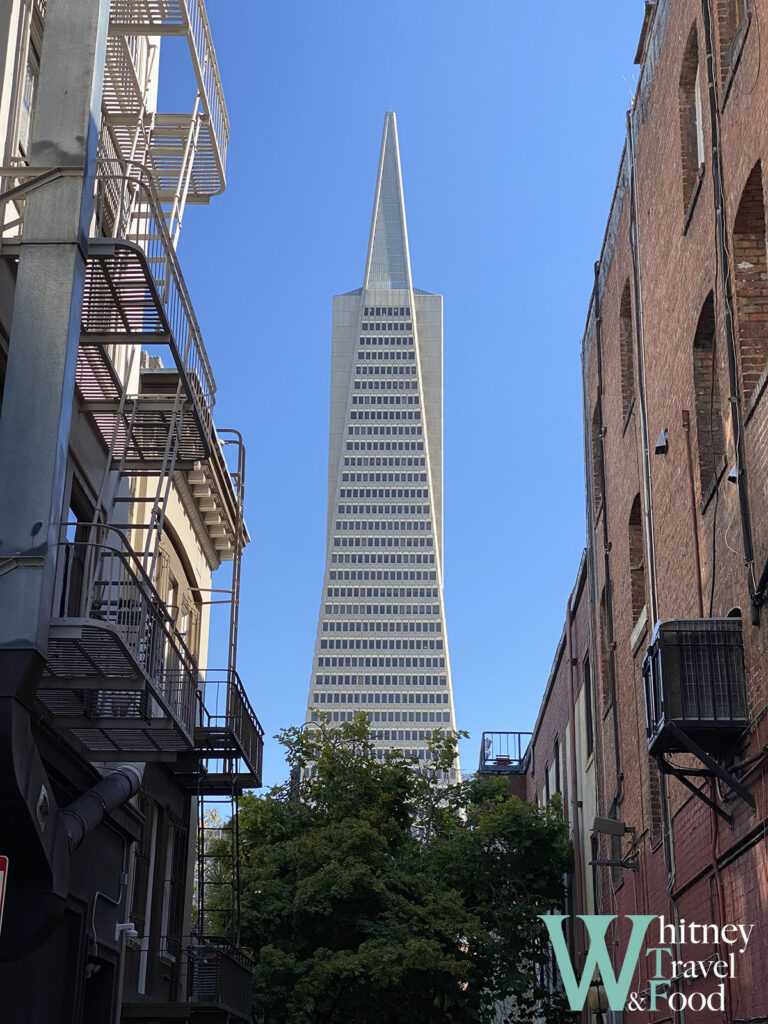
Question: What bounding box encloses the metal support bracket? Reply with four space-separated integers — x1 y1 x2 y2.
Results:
655 721 756 828
590 857 640 873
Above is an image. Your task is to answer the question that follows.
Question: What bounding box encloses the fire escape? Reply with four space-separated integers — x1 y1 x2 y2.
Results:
0 1 259 1018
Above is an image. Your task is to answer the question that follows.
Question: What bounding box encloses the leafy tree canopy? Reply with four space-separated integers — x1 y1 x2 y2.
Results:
227 715 572 1024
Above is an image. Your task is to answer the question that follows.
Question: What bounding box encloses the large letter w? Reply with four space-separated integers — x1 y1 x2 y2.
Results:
538 914 655 1011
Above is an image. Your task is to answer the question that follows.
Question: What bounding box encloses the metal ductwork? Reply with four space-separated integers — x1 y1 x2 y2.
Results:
0 651 144 962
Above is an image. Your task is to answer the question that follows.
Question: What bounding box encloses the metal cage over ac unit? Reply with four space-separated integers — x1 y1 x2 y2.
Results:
643 617 748 755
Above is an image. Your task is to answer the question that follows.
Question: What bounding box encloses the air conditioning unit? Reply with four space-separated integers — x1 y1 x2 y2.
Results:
643 618 747 755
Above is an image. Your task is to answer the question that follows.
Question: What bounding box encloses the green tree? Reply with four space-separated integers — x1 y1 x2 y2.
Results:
224 716 572 1023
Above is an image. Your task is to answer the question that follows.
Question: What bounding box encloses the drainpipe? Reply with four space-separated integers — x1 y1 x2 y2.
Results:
701 0 758 622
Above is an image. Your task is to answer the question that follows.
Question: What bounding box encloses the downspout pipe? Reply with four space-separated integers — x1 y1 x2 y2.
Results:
701 0 758 622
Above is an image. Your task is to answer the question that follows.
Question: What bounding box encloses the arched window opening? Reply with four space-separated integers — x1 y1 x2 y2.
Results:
717 0 748 84
620 280 635 421
591 404 603 519
733 162 768 400
629 495 646 623
679 26 705 214
692 292 725 493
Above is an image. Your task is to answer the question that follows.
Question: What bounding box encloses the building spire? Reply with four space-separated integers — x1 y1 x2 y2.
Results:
363 111 412 291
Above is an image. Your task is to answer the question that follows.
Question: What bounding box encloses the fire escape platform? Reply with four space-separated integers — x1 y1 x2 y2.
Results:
40 615 195 760
43 619 147 688
37 534 199 759
106 0 229 200
1 235 214 468
170 671 264 792
104 113 222 202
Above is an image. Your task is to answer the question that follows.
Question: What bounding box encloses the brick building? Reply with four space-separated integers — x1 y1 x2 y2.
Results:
491 1 768 1021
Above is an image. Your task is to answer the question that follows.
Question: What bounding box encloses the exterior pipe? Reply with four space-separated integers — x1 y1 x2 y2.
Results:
59 763 144 851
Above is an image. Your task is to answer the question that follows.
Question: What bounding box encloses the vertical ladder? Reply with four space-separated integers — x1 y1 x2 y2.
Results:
196 781 241 943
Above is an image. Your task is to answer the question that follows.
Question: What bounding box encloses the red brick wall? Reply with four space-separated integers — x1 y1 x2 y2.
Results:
524 2 768 1020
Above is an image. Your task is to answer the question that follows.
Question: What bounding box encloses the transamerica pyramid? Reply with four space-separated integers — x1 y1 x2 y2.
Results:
305 112 459 780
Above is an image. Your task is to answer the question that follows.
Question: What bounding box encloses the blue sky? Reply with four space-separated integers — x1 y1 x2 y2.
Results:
173 2 643 787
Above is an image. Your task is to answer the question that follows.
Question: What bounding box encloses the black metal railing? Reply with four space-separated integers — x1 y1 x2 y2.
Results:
0 157 216 456
187 936 253 1018
49 524 197 736
196 670 264 784
92 153 216 398
478 731 531 774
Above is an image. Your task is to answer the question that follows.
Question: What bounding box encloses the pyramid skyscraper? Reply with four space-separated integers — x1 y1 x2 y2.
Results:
305 112 459 778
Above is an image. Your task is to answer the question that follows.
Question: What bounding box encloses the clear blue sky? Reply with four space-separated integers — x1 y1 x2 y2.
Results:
173 2 643 787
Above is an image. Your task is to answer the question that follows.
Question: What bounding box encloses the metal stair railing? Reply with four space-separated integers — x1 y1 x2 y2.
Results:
108 0 229 180
91 157 216 407
50 523 198 735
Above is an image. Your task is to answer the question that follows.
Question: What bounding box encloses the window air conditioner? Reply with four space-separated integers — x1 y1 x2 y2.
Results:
643 618 747 755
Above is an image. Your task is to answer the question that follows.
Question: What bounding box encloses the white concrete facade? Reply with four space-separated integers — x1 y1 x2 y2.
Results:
306 113 459 776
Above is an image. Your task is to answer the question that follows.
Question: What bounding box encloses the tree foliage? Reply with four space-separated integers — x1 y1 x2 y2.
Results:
222 716 572 1023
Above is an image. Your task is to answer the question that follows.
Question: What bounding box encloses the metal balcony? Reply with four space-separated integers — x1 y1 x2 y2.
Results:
478 731 531 774
187 937 253 1021
0 160 216 467
105 0 229 202
105 0 228 204
81 158 215 465
171 671 264 792
121 936 253 1024
198 671 264 784
39 528 198 759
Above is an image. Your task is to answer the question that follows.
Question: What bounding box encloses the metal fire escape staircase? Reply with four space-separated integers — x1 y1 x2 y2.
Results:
185 436 263 950
0 1 259 1013
0 0 236 762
